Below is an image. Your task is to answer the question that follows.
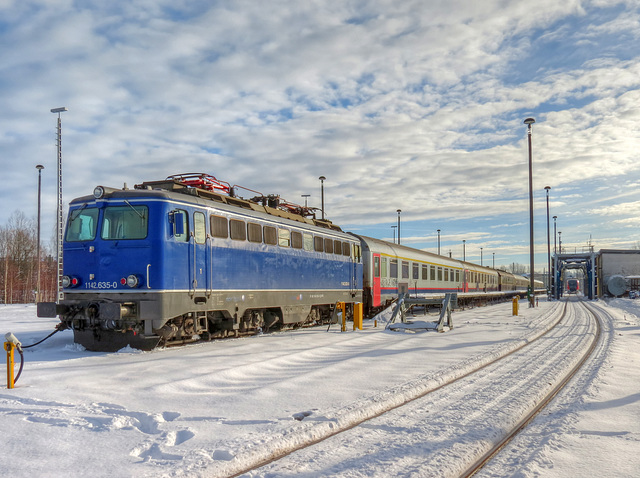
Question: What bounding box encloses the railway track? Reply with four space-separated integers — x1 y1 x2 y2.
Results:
225 299 603 478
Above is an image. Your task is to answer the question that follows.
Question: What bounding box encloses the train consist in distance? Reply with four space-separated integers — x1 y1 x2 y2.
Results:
38 173 543 351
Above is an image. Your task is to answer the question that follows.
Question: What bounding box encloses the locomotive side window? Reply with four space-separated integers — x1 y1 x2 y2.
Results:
303 233 313 251
334 240 342 255
230 219 246 241
342 242 350 256
194 212 206 244
264 226 277 245
101 205 148 240
211 215 228 239
314 236 324 252
66 207 99 242
324 238 333 254
278 228 290 247
247 222 262 243
291 231 303 249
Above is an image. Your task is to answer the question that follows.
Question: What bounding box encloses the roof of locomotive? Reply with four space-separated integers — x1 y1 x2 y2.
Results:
68 182 356 240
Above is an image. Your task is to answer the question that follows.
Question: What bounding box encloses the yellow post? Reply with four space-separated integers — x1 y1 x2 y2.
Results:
354 303 363 330
512 296 519 316
5 341 15 389
337 302 346 332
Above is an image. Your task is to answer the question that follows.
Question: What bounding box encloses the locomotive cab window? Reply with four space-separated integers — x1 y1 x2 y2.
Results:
66 206 99 242
101 205 148 240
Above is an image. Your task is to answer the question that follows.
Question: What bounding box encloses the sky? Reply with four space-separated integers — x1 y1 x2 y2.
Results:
1 0 640 271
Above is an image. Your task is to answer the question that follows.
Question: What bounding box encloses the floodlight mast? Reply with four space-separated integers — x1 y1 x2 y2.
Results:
51 107 68 302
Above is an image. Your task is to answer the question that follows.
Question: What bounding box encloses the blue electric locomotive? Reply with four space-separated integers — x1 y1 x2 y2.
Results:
38 174 363 351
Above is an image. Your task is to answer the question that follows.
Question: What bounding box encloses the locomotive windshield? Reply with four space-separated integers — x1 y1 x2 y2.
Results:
66 207 99 242
101 205 148 240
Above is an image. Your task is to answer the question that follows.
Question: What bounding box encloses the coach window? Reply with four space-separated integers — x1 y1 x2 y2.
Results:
291 231 303 249
194 212 206 244
402 261 409 279
229 219 246 241
437 267 443 281
303 233 314 251
413 263 419 280
211 215 228 239
324 238 334 254
278 228 290 247
381 257 388 277
264 225 277 245
456 270 460 282
444 268 449 282
390 258 398 278
430 265 436 281
247 222 262 243
314 236 324 252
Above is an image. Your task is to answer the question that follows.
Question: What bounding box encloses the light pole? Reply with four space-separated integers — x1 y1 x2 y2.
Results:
463 239 466 261
396 209 402 245
553 215 558 299
480 247 483 266
558 231 562 254
36 164 44 303
437 229 441 255
545 186 551 296
51 106 67 302
524 117 536 308
391 225 397 244
492 252 495 269
318 176 326 220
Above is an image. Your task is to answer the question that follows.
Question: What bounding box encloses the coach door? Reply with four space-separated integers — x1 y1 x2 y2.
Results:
373 253 381 307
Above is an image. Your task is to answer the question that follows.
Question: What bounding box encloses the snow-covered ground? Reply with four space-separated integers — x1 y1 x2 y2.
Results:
0 297 638 477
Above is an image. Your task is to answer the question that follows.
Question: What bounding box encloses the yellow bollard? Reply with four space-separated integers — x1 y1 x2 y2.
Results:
5 341 15 389
337 302 347 332
354 303 363 330
512 296 519 316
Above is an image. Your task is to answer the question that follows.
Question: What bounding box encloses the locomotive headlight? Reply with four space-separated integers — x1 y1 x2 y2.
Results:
93 186 105 199
126 274 139 288
62 275 80 288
